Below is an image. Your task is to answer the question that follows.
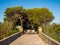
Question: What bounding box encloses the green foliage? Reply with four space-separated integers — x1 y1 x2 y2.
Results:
5 6 23 16
42 23 60 42
26 8 54 26
0 21 15 39
5 7 54 27
55 27 60 34
4 6 25 26
4 18 9 21
26 8 40 24
51 23 60 34
5 30 19 37
40 8 54 22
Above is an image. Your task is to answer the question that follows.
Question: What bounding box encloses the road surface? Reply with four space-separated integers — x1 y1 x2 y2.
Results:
10 34 48 45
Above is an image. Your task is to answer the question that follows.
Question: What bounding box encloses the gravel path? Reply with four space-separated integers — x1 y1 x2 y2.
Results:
10 34 48 45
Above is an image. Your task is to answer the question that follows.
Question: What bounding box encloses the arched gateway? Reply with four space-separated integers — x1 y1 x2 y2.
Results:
8 13 31 33
15 16 31 32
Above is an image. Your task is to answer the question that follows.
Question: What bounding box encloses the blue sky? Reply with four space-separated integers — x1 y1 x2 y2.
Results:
0 0 60 23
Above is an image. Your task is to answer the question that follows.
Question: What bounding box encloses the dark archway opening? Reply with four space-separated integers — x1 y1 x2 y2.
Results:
16 18 21 26
22 19 31 30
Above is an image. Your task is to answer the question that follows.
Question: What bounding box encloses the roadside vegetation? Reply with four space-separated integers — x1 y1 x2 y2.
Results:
42 23 60 42
0 21 19 39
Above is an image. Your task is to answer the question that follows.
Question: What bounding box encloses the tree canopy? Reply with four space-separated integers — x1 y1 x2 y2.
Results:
26 8 55 26
4 6 55 27
4 6 26 26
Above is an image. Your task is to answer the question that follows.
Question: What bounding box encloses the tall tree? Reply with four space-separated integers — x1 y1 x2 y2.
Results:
4 6 25 26
26 8 55 26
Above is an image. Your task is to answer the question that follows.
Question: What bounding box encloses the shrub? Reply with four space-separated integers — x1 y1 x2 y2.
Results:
0 21 16 39
6 30 19 37
55 27 60 34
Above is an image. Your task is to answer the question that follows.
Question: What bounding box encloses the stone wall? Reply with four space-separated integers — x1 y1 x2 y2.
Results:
39 32 60 45
0 32 23 45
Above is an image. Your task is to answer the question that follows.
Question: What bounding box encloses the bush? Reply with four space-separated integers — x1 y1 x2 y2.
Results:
42 23 60 42
6 30 19 37
0 21 19 39
55 27 60 34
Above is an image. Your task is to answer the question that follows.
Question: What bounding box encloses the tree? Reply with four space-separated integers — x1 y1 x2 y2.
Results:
4 6 25 26
40 8 54 24
5 7 55 31
26 8 41 27
4 6 29 34
26 8 55 26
